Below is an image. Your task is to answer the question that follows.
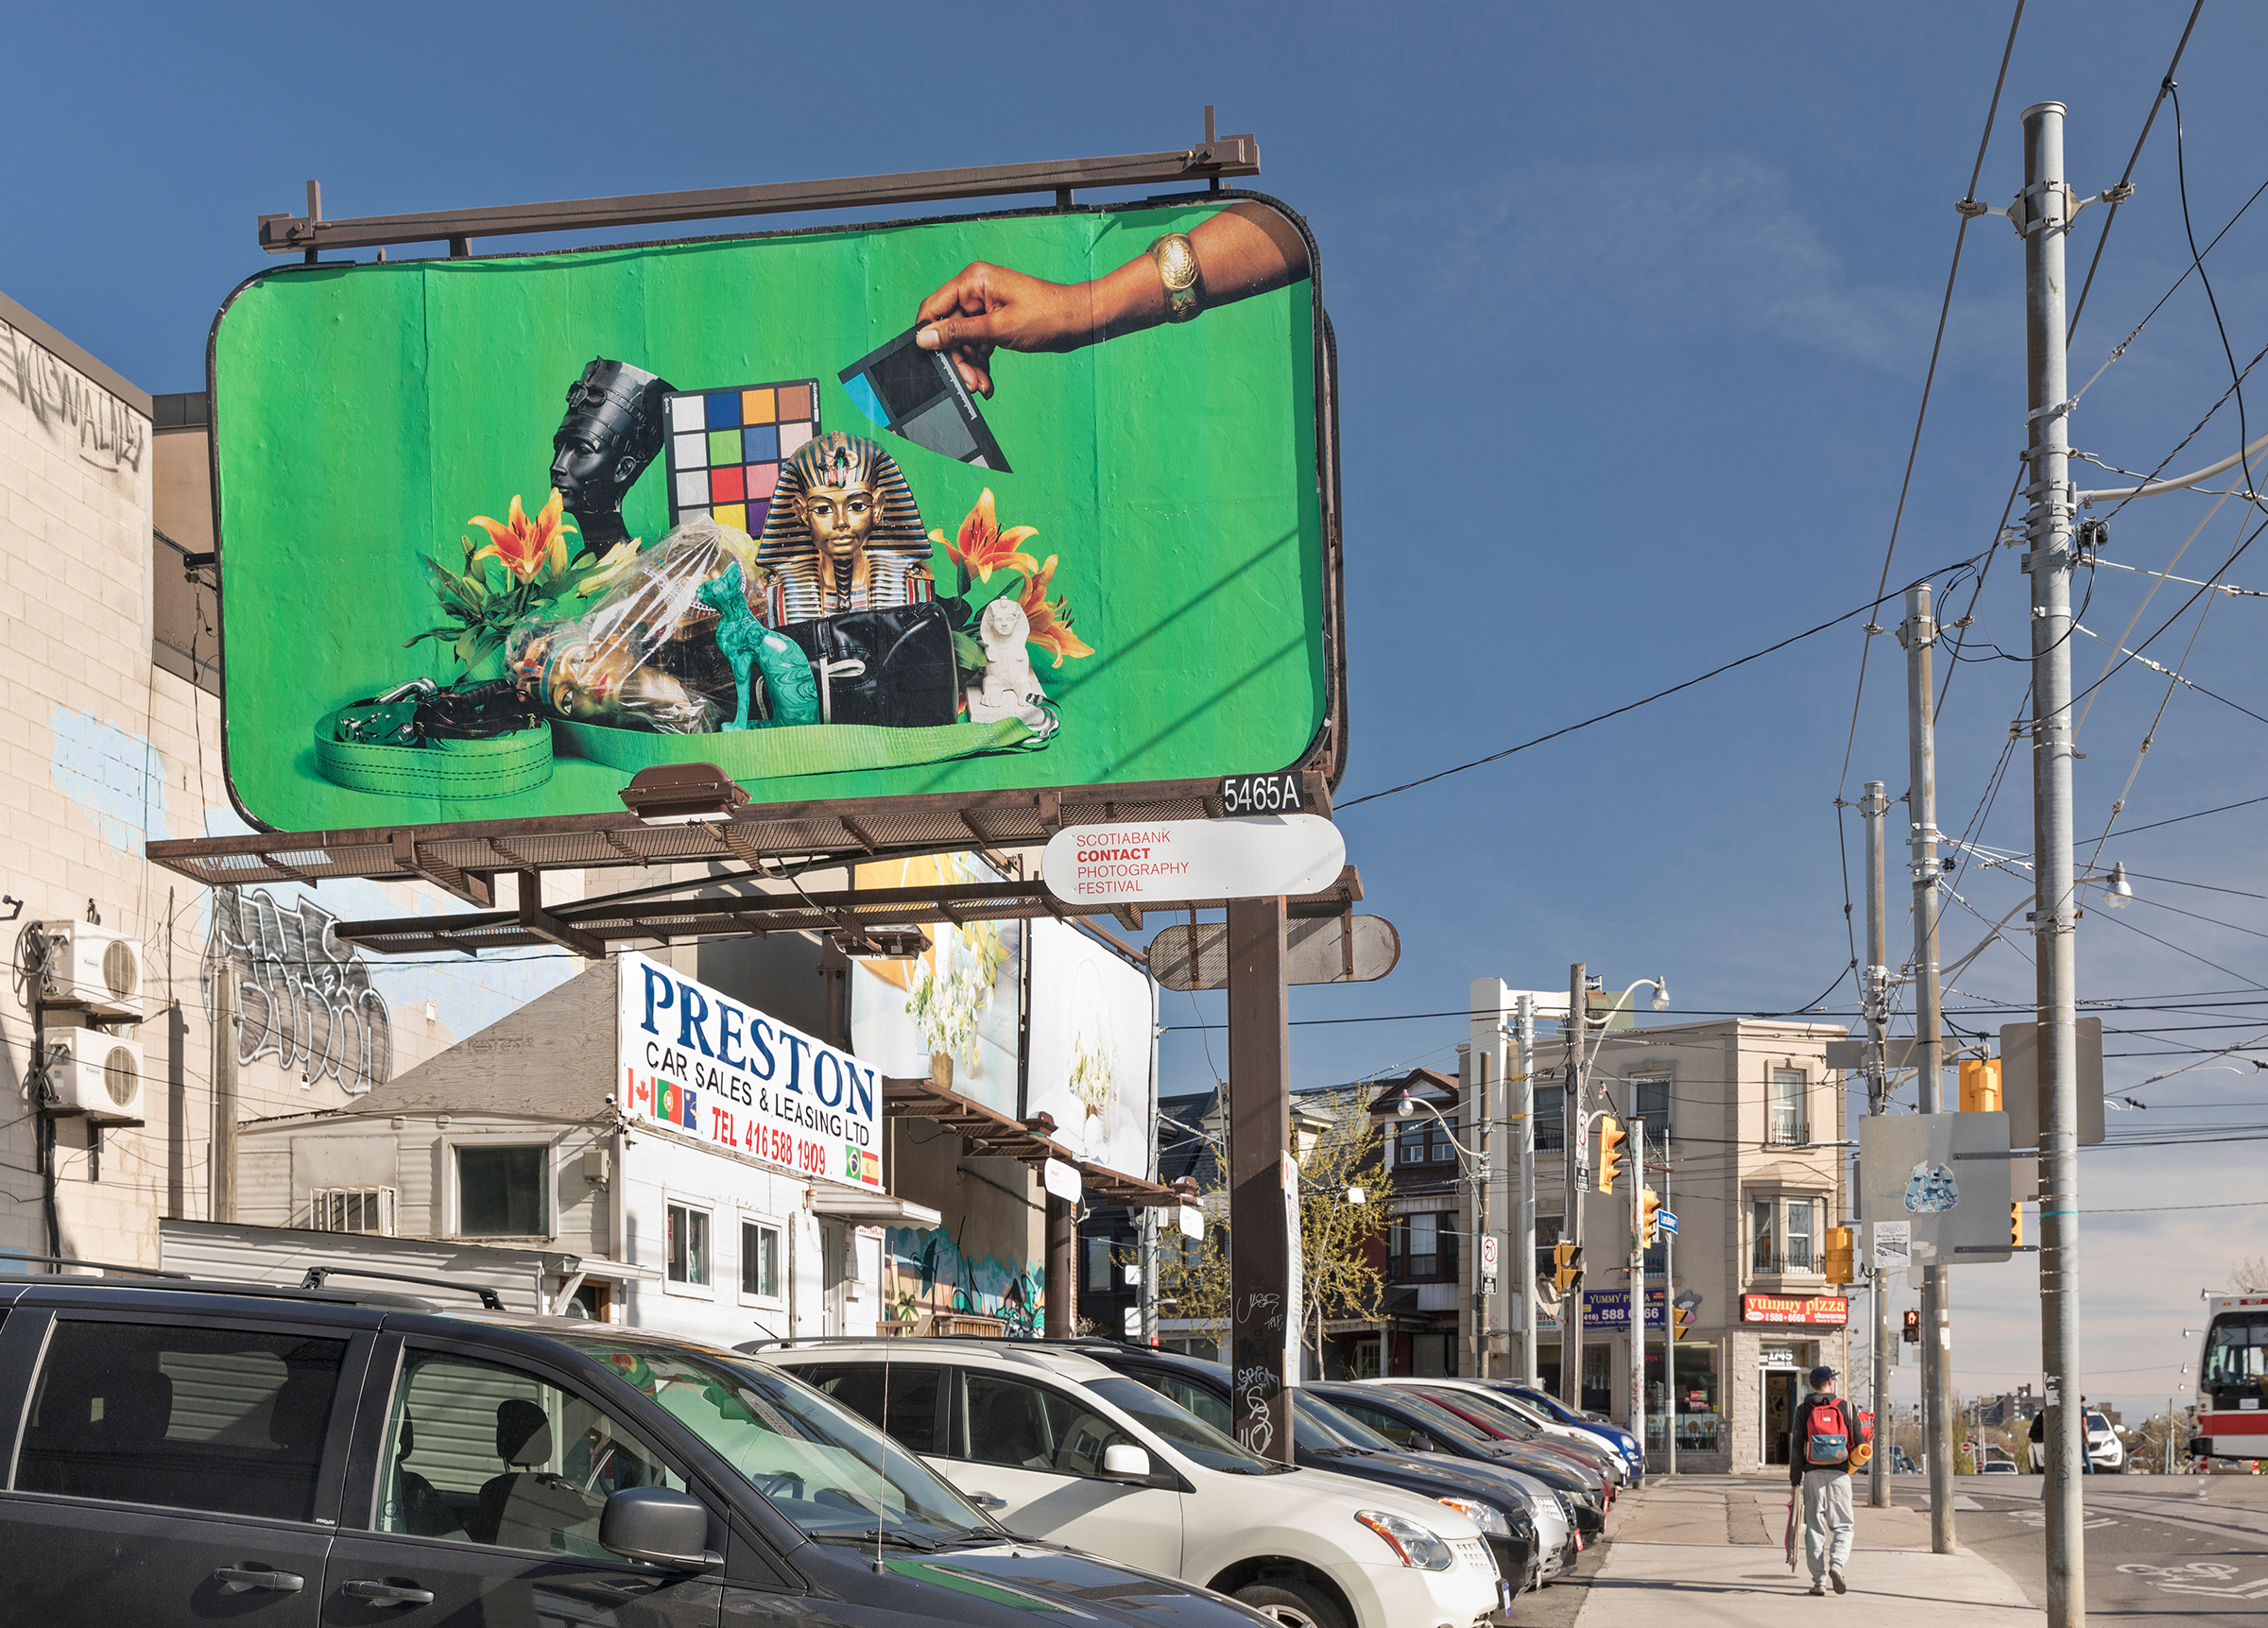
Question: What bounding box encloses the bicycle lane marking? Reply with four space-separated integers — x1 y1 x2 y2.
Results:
2117 1562 2268 1601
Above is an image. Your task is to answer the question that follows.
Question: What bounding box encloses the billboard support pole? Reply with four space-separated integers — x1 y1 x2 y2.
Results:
1044 1192 1074 1339
1228 895 1295 1463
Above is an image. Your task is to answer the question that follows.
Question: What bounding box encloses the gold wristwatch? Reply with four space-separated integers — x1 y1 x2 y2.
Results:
1152 232 1202 322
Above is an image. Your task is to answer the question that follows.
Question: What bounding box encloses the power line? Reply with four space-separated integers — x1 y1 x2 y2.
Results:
1335 551 1987 811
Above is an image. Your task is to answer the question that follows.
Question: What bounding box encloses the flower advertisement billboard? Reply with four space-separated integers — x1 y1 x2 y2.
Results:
207 197 1333 829
1024 916 1159 1180
848 852 1022 1117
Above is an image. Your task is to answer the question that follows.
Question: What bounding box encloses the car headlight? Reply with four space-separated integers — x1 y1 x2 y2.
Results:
1354 1510 1455 1570
1436 1497 1512 1539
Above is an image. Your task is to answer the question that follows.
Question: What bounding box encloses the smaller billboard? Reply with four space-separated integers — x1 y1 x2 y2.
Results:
1742 1294 1849 1326
849 853 1022 1115
616 950 881 1191
1025 917 1159 1179
1583 1287 1667 1328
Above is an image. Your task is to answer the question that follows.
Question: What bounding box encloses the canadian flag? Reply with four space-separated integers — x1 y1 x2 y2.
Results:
627 1069 653 1113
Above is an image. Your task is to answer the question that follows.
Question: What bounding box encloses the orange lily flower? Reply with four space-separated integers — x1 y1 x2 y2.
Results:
469 490 576 584
931 488 1039 584
1016 555 1093 667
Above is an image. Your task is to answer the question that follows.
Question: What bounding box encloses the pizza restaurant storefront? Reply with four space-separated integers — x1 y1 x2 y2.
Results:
1737 1294 1852 1470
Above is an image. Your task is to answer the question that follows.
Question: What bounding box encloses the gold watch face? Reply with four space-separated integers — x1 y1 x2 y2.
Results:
1157 234 1199 293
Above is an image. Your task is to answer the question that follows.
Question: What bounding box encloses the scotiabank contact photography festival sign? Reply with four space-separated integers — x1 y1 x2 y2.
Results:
617 951 882 1191
208 197 1333 828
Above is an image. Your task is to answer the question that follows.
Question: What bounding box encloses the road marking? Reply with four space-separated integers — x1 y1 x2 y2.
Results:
2115 1562 2268 1601
2007 1509 2118 1531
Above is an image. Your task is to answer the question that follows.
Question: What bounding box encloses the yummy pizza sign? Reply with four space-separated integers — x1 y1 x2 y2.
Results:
617 951 882 1191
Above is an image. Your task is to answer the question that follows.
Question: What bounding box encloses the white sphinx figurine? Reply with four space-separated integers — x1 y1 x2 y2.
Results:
965 596 1050 728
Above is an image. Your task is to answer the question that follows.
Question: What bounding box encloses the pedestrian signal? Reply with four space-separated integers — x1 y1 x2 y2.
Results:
1596 1116 1627 1193
2011 1201 2024 1249
1902 1309 1921 1345
1824 1225 1855 1284
1640 1189 1662 1247
1552 1240 1584 1295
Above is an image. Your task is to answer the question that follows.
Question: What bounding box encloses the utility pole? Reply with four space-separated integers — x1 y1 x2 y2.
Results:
1515 994 1539 1386
1861 780 1894 1509
1559 963 1587 1409
2020 99 2087 1628
1627 1115 1645 1451
1662 1152 1676 1476
1903 577 1954 1553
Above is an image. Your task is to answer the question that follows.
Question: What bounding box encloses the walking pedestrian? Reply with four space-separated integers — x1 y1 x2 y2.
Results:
1789 1364 1867 1596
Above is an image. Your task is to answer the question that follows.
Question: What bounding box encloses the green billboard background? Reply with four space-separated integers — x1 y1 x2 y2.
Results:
209 198 1331 831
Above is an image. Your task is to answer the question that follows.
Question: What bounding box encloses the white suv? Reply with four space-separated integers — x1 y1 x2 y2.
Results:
752 1340 1503 1628
2086 1412 2125 1474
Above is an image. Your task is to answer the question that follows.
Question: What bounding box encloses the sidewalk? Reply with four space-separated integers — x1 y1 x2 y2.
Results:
1572 1479 2042 1628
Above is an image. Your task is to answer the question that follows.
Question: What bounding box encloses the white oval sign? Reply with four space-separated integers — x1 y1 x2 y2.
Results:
1041 814 1347 906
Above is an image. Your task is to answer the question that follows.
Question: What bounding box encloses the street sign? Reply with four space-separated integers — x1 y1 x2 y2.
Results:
1997 1018 2106 1166
1658 1210 1679 1235
1573 1110 1592 1172
1040 814 1347 907
1150 913 1400 990
1857 1112 2016 1264
1177 1205 1204 1241
1123 1306 1141 1338
1871 1219 1912 1274
1824 1037 1920 1071
1583 1288 1667 1328
1218 771 1305 816
1480 1236 1499 1275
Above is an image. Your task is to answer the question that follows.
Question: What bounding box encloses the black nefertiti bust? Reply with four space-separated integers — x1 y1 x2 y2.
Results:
550 358 674 556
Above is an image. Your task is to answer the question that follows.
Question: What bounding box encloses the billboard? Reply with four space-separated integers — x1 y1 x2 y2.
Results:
616 950 882 1191
207 197 1332 831
848 853 1022 1116
1024 917 1159 1179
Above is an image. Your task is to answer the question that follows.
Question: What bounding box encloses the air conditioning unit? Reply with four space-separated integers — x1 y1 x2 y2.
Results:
46 1034 146 1122
29 921 144 1020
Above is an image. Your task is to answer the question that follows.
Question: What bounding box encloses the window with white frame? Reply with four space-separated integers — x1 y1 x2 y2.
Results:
740 1218 781 1299
1785 1196 1816 1271
1767 1068 1807 1145
667 1202 711 1289
1630 1075 1672 1146
456 1144 547 1237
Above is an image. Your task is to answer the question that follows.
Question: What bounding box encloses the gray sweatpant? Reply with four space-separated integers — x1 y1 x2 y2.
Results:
1800 1468 1854 1582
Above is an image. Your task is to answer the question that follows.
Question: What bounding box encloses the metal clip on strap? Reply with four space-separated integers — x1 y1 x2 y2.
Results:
815 659 867 724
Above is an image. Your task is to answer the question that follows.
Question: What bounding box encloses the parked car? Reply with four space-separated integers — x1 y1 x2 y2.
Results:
2087 1413 2126 1474
1307 1382 1607 1541
751 1339 1505 1628
1491 1383 1647 1482
0 1273 1294 1628
1372 1380 1628 1489
1982 1459 2019 1475
1045 1339 1556 1595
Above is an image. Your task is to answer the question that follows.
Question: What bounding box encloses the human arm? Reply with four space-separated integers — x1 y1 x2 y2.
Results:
913 201 1311 396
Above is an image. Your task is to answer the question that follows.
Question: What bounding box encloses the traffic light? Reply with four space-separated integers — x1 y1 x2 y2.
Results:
1960 1057 2003 1114
1596 1116 1627 1193
1902 1309 1921 1345
1672 1304 1695 1338
1824 1225 1855 1285
2011 1201 2025 1249
1640 1189 1662 1247
1552 1241 1585 1295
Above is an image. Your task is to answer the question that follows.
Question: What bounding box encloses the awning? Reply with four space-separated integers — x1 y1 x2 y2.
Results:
882 1075 1184 1208
573 1259 664 1283
806 1190 943 1226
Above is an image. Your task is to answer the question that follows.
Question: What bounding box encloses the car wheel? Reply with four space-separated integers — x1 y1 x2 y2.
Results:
1232 1580 1349 1628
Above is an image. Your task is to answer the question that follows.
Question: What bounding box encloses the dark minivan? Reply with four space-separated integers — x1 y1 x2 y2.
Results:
0 1276 1275 1628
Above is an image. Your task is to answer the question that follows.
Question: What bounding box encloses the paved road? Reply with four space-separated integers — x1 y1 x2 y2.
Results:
1883 1474 2268 1627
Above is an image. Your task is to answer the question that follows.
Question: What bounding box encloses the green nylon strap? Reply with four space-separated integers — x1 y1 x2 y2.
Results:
554 715 1038 779
315 717 556 798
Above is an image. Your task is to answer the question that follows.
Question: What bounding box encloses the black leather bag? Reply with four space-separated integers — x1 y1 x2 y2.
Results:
782 603 958 728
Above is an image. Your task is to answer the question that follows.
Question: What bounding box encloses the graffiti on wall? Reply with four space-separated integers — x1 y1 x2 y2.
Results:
885 1225 1043 1338
201 887 392 1093
2 320 146 474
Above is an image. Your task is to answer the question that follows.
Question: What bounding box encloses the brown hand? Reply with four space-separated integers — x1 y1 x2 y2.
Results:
915 263 1098 397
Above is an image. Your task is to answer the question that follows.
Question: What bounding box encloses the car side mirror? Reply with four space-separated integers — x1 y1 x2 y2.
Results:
1407 1433 1436 1453
600 1487 722 1572
1100 1443 1158 1482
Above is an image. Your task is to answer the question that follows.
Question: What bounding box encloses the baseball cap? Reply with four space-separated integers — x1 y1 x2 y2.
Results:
1809 1365 1838 1386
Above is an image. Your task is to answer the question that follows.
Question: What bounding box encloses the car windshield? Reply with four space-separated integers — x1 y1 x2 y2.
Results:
562 1337 994 1546
1432 1389 1544 1438
1332 1388 1502 1454
1088 1376 1294 1475
1415 1388 1519 1439
1514 1388 1584 1427
1297 1394 1403 1454
1478 1390 1562 1432
2204 1314 2268 1392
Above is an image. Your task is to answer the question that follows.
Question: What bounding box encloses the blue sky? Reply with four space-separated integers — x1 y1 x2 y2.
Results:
9 0 2265 1427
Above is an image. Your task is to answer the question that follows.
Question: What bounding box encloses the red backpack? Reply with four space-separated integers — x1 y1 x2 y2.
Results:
1800 1397 1864 1465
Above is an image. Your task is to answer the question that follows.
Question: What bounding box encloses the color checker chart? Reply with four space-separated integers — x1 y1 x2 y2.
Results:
663 381 819 535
